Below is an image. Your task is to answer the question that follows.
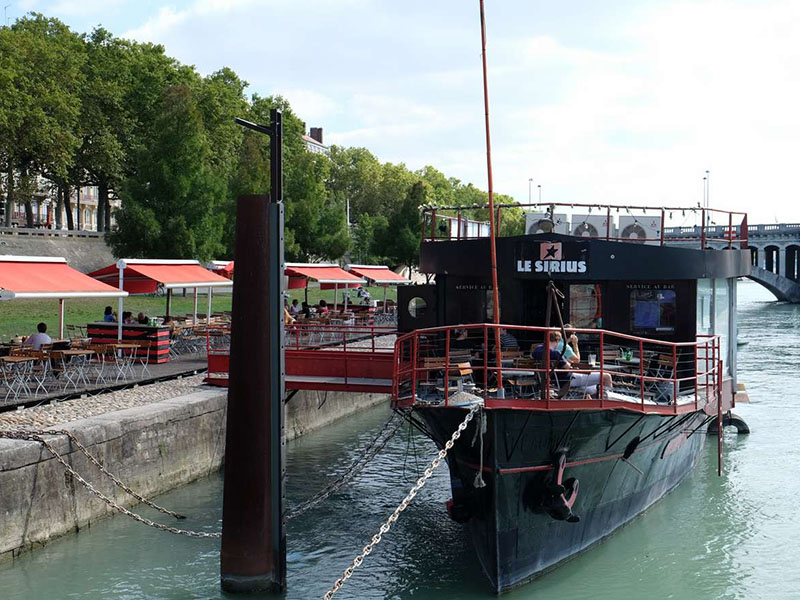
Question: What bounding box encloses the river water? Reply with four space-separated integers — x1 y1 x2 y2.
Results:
1 280 798 599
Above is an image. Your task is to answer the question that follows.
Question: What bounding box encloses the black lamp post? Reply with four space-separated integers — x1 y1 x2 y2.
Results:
221 109 286 594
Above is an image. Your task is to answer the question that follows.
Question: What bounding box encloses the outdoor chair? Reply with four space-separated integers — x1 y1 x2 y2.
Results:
132 340 152 378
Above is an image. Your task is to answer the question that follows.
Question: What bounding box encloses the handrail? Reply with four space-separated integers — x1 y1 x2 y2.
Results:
420 202 748 249
393 323 722 415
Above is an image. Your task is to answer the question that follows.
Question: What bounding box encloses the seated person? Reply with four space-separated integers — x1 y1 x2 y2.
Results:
283 303 296 325
162 316 180 336
23 322 52 350
317 299 330 315
532 331 612 398
137 312 149 325
289 299 302 316
103 306 117 322
450 328 474 350
555 323 581 364
122 311 135 324
301 301 312 318
498 328 519 350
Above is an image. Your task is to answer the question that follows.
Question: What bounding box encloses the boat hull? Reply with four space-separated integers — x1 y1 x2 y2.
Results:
418 407 707 593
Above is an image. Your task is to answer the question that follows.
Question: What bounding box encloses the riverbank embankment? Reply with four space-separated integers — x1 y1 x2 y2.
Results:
0 376 386 561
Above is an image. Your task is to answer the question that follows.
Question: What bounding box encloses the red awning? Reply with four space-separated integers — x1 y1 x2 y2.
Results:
208 260 234 278
89 260 234 294
284 263 365 289
0 256 128 299
346 265 410 285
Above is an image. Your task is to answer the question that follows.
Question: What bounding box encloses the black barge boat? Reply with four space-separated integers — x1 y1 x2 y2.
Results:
392 203 750 592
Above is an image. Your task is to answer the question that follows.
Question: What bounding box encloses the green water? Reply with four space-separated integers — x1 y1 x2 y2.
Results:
1 281 798 599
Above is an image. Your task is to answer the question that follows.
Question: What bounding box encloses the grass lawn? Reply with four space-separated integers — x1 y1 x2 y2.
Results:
0 286 397 341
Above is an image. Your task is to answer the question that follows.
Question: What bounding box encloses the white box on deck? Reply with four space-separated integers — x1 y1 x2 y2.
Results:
617 215 663 245
570 214 614 239
525 212 570 235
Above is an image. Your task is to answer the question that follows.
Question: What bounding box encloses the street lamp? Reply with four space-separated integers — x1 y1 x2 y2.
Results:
538 184 542 202
528 178 533 203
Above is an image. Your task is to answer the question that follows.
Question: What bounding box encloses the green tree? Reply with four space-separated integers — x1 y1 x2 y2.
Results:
108 84 226 260
378 180 425 269
77 28 135 231
0 15 84 227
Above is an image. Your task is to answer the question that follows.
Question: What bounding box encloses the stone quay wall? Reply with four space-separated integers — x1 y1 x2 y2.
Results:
0 385 386 561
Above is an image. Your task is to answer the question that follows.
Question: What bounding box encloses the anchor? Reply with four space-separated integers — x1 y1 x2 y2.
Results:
539 453 580 523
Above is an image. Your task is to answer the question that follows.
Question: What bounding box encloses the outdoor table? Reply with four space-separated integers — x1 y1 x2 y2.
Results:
106 343 140 382
1 356 36 400
53 349 95 390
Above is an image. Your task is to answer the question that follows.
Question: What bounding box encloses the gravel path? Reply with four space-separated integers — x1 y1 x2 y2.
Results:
0 375 208 431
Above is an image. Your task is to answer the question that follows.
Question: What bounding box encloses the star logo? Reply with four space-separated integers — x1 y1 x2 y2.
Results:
540 242 562 261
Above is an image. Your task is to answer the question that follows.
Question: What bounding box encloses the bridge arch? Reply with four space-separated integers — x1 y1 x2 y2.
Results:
785 245 800 282
764 245 781 274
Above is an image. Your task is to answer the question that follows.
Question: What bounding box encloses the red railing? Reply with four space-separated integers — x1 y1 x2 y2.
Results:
284 322 396 352
421 202 748 249
205 322 397 387
392 323 722 415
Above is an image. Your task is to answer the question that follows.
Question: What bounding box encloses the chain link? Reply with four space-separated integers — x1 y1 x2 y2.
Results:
322 404 480 600
285 411 405 521
0 430 220 538
3 428 186 520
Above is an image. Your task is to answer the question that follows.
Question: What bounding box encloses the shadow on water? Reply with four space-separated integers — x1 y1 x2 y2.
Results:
2 281 800 599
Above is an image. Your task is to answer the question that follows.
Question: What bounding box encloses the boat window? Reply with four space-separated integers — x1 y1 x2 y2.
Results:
697 279 713 334
715 278 730 374
408 297 427 319
569 284 602 328
629 287 676 333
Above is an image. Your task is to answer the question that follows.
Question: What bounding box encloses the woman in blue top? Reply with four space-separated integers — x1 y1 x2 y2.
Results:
103 306 117 322
554 323 580 364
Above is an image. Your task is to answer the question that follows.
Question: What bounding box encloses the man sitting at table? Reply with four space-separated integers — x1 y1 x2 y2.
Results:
498 328 519 350
23 322 52 350
531 331 612 398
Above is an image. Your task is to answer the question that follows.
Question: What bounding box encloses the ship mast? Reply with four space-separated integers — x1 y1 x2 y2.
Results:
479 0 501 326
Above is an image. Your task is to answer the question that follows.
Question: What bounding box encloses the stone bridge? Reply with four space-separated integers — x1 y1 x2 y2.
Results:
664 222 800 302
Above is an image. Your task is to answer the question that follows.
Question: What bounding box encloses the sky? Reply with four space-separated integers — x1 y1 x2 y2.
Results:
9 0 800 225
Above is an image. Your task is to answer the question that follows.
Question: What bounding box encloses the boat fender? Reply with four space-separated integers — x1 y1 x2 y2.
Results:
707 412 750 435
445 498 472 524
623 436 641 460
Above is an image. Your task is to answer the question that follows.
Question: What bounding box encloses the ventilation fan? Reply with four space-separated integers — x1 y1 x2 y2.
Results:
618 216 662 245
620 222 648 242
570 214 611 238
528 218 555 234
573 222 598 237
525 212 570 235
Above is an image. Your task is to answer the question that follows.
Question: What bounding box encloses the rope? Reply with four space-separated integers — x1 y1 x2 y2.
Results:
0 430 219 538
285 411 405 521
322 403 480 599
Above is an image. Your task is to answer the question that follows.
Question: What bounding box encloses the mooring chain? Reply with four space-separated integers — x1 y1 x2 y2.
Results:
322 403 480 600
5 428 186 520
285 411 405 521
0 430 220 539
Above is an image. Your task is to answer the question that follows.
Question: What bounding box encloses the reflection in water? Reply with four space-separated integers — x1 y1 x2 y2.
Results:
1 281 800 599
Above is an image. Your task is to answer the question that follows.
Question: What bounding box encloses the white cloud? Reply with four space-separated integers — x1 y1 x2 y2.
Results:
88 0 800 222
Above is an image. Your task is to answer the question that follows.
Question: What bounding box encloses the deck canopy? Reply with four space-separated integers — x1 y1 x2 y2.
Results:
0 256 128 300
285 263 365 289
345 265 410 286
89 259 233 294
